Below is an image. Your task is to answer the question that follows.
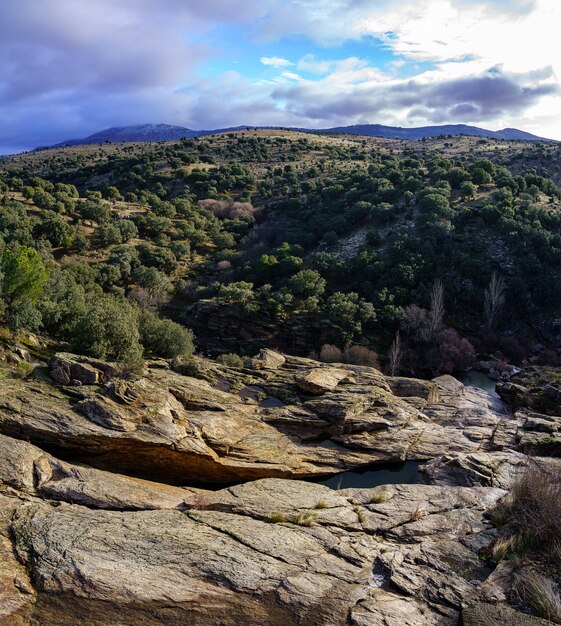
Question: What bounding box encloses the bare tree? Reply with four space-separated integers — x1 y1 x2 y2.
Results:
426 280 445 341
484 272 506 331
388 332 402 376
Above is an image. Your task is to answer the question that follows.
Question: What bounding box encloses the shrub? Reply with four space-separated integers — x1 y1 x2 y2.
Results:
139 310 194 360
72 295 143 369
343 345 380 368
507 462 561 551
319 344 343 363
216 353 244 367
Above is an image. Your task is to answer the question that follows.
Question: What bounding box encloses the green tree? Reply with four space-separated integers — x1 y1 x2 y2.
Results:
139 310 194 359
72 295 143 368
1 247 48 308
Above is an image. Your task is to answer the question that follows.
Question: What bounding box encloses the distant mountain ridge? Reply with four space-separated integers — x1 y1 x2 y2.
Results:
51 122 554 148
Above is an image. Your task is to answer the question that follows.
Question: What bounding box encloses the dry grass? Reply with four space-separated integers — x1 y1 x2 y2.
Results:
368 492 388 504
269 512 287 523
314 500 328 510
353 505 366 524
507 462 561 552
291 511 318 526
409 505 427 522
513 570 561 623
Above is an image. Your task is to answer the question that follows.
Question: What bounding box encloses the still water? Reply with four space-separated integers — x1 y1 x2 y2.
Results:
317 460 423 490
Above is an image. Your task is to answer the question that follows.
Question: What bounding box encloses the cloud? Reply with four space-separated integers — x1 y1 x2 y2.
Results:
260 56 293 68
0 0 560 150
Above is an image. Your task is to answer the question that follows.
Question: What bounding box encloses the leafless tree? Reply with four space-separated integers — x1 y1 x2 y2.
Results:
426 280 445 341
388 332 402 376
484 272 506 331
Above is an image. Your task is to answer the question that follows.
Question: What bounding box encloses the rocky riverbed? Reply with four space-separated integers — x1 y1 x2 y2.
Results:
0 350 560 625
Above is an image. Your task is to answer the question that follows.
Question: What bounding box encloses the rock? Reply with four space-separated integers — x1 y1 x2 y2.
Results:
0 433 197 510
387 376 440 402
432 374 465 393
420 450 561 489
0 352 525 484
497 367 561 416
49 354 101 385
296 367 356 395
0 443 512 626
14 347 30 362
461 602 552 625
245 349 286 370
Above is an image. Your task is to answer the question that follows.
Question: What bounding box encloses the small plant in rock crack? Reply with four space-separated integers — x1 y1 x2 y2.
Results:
291 511 318 526
368 492 387 504
269 512 287 523
409 505 426 522
353 505 366 524
314 500 328 509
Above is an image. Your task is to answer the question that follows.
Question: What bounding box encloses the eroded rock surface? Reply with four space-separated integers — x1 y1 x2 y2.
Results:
0 352 533 484
0 431 533 626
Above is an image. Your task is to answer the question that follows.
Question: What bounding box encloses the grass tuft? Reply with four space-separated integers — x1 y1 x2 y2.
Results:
513 570 561 623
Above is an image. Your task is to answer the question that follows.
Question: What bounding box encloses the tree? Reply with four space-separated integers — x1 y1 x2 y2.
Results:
1 247 48 308
287 269 326 300
217 281 258 315
72 295 143 369
139 310 194 359
426 280 445 341
460 181 477 200
388 332 402 376
484 272 506 331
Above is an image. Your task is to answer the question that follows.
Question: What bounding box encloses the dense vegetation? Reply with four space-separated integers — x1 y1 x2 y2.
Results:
1 130 561 373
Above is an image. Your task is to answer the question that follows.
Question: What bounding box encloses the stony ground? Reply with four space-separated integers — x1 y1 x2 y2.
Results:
0 349 559 625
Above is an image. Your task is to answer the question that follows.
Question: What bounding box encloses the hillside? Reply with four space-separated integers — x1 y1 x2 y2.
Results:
1 129 561 373
45 122 555 150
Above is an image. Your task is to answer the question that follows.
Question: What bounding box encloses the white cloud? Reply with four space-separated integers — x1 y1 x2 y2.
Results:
260 56 293 68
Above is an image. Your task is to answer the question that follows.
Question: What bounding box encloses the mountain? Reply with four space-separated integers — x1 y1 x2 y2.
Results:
54 124 202 146
50 122 553 149
318 123 552 141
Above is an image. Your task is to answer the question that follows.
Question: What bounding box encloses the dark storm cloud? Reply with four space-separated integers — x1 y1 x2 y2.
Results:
274 66 559 125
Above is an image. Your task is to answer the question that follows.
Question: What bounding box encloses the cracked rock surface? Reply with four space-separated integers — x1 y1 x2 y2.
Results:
0 352 541 484
0 352 559 625
0 432 515 626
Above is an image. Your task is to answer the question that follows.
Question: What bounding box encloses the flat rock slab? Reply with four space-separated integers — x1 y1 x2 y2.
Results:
296 367 357 394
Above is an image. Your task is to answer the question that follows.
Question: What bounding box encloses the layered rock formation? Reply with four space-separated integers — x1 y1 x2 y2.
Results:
0 432 546 626
0 351 541 484
0 350 559 625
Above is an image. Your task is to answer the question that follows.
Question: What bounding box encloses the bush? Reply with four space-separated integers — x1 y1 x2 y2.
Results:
72 295 143 369
343 345 380 368
216 353 244 367
506 462 561 551
319 344 343 363
139 310 194 360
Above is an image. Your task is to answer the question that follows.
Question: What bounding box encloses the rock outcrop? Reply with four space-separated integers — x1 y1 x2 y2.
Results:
0 351 549 485
0 352 559 625
0 431 538 626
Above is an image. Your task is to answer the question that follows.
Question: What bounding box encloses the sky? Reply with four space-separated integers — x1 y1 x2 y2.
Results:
0 0 560 153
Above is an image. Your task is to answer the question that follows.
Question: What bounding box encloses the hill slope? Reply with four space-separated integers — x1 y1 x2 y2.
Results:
50 122 554 148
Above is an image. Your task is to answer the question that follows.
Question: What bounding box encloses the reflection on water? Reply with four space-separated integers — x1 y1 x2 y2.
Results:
317 460 423 490
457 370 499 398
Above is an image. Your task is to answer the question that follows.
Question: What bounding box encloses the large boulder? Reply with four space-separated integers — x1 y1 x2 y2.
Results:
244 348 286 370
296 367 356 395
49 353 118 386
